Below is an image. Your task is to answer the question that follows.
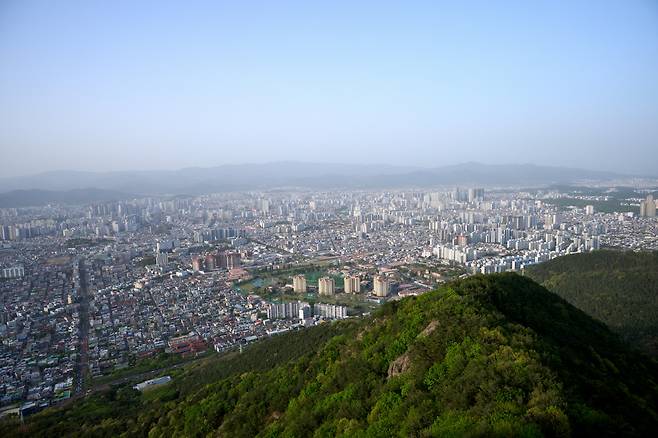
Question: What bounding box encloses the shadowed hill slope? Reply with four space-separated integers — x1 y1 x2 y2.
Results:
526 251 658 356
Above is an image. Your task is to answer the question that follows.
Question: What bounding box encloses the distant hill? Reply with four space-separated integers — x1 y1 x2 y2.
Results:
4 274 657 437
0 162 627 195
379 162 622 188
526 250 658 356
0 188 134 208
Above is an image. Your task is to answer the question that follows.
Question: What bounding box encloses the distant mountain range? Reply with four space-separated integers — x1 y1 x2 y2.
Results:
0 188 134 208
0 162 636 207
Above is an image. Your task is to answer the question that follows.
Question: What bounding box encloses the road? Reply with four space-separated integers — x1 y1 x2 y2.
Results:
74 259 90 395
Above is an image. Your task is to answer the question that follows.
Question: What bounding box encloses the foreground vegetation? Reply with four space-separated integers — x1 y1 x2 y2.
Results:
526 250 658 355
3 274 658 436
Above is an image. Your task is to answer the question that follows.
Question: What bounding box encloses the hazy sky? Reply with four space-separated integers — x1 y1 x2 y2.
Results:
1 0 657 177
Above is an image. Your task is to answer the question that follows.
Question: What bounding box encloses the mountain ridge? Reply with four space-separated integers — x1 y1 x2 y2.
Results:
0 162 633 197
0 188 135 208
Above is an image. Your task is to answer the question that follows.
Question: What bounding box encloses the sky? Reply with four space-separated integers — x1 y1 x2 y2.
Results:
1 0 657 177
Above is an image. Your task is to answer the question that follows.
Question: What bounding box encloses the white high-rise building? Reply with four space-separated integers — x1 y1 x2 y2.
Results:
640 195 656 218
1 266 25 279
261 199 270 214
313 303 347 319
293 275 307 293
467 188 485 203
268 301 308 319
155 252 169 267
373 275 390 297
299 303 312 320
318 277 335 295
343 275 360 293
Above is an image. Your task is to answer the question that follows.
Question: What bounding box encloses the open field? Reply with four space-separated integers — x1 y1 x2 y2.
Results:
45 255 72 266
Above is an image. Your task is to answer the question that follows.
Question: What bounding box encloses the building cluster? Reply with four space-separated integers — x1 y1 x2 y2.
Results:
0 247 79 410
1 265 24 279
288 272 388 297
1 220 60 241
191 251 242 272
266 301 347 321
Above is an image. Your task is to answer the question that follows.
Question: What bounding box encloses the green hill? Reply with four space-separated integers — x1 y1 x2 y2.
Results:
3 274 658 437
526 251 658 356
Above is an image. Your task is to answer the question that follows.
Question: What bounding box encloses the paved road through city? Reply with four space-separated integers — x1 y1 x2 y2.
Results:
74 259 90 395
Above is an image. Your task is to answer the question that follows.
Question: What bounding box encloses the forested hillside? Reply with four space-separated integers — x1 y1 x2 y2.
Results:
3 274 658 437
526 251 658 355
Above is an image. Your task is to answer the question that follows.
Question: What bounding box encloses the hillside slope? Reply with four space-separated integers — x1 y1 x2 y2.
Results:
526 251 658 355
3 274 658 437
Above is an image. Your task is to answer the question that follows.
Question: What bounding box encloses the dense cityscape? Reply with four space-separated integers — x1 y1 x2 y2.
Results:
1 184 657 415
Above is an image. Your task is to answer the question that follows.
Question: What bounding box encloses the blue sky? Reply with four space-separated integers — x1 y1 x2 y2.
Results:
1 0 657 176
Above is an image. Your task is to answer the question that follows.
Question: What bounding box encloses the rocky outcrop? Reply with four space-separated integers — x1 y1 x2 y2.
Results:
387 352 412 378
418 320 439 338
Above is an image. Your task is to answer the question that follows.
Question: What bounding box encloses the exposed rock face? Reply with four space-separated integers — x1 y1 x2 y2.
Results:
418 320 439 338
388 352 412 378
387 321 440 379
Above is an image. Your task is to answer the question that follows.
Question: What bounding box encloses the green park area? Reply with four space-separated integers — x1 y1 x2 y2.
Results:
543 197 638 214
65 238 114 248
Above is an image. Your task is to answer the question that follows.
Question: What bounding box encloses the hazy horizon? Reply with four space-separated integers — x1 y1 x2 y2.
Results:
0 159 653 181
2 1 657 178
